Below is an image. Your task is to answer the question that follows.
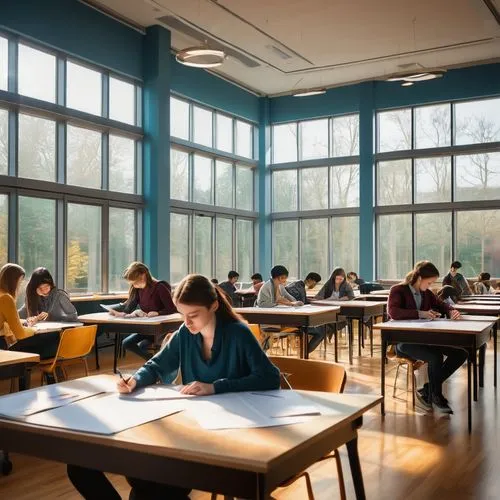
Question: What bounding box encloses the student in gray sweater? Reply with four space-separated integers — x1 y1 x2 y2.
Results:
256 265 303 308
19 267 78 323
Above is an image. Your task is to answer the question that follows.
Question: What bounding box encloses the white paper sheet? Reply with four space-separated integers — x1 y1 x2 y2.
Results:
99 303 122 312
120 385 194 401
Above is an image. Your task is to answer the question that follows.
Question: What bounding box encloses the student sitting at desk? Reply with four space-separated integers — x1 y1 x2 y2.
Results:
67 274 280 500
436 285 459 306
473 272 493 295
442 260 472 298
388 260 466 414
19 267 77 323
251 272 264 293
218 270 240 305
285 272 322 304
347 271 365 290
110 261 177 361
255 265 303 308
314 267 355 301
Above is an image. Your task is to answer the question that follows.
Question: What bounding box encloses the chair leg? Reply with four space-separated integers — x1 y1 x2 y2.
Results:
83 358 89 377
334 450 347 500
393 364 401 398
411 365 416 408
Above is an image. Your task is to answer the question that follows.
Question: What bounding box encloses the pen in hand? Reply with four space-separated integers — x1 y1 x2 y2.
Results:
117 369 131 384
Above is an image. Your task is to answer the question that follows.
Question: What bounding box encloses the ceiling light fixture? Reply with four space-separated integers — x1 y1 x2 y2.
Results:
292 88 327 97
387 70 445 84
176 47 226 68
401 82 414 87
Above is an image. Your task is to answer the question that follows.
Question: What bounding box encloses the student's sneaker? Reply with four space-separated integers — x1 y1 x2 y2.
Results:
432 394 453 414
415 389 432 410
418 385 449 405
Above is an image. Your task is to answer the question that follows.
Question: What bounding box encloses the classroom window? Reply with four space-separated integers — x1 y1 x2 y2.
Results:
66 203 102 293
236 219 253 282
0 108 8 175
215 217 233 281
170 97 190 140
300 167 328 210
109 77 135 125
216 114 233 153
332 114 359 157
193 106 213 148
272 123 297 164
0 37 7 91
109 135 135 194
273 220 299 280
235 166 254 211
193 154 213 205
377 108 411 152
18 196 56 279
332 216 359 273
377 159 412 205
415 157 451 203
194 215 213 277
108 207 136 291
454 152 500 202
170 212 190 284
236 120 253 158
330 164 360 208
66 61 102 116
170 148 189 201
215 160 233 208
454 98 500 146
66 124 102 189
377 214 412 280
0 195 8 267
414 103 451 149
299 119 328 160
456 209 500 277
273 170 297 212
18 44 56 103
300 218 328 281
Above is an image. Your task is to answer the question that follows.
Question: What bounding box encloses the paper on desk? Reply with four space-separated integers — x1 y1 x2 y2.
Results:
120 385 194 401
100 303 122 312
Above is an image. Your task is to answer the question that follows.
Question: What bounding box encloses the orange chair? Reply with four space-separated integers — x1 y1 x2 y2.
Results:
39 325 98 384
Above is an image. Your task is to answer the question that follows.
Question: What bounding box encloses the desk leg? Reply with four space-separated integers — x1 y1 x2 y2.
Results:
346 435 366 500
301 328 308 360
478 344 486 388
94 337 100 370
467 359 472 434
381 337 386 416
348 318 353 365
113 333 120 374
369 316 374 358
494 324 498 388
358 319 362 357
473 349 478 402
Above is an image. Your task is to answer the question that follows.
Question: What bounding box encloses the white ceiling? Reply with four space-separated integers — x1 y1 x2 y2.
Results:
90 0 500 96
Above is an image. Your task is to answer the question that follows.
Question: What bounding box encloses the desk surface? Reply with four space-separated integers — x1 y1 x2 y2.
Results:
78 312 183 325
455 303 500 314
312 299 386 310
368 290 390 295
373 318 494 334
34 321 83 333
71 294 128 303
460 294 500 301
0 350 40 367
234 305 340 316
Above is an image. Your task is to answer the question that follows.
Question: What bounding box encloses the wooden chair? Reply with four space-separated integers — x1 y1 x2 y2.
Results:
39 325 98 384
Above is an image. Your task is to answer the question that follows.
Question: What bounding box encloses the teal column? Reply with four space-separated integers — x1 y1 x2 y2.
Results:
359 82 375 280
258 97 272 276
142 26 171 278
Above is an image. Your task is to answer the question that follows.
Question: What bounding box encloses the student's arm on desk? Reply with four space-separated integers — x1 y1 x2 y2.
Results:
0 294 35 340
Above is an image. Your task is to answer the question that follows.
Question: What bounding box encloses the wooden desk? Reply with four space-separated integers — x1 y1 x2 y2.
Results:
0 374 381 499
235 289 257 307
78 313 183 373
234 306 339 359
373 319 495 433
312 301 386 363
70 294 128 303
34 321 83 334
460 295 500 302
455 303 500 316
368 290 390 296
356 294 388 302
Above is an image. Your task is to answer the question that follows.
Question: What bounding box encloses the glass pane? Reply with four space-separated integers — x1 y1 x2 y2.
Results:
193 106 212 147
377 159 412 205
170 97 189 140
457 210 500 277
455 153 500 202
109 207 135 291
332 216 359 273
377 109 411 152
170 149 189 201
300 167 328 210
454 98 500 146
18 197 56 278
377 214 412 279
66 61 102 116
216 114 233 153
194 215 212 277
18 114 56 181
216 218 233 281
0 37 7 91
0 195 8 267
331 164 359 208
273 170 297 212
170 212 189 284
299 119 328 160
415 157 451 203
332 114 359 157
0 108 9 175
272 123 297 163
237 219 253 282
415 212 451 277
236 120 252 158
236 166 253 211
66 125 102 189
301 218 328 280
273 220 298 280
215 160 233 208
109 77 135 125
415 103 450 149
109 135 135 193
193 154 213 204
67 203 102 293
18 44 56 103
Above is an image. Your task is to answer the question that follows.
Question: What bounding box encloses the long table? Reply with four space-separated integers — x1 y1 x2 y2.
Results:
0 374 381 499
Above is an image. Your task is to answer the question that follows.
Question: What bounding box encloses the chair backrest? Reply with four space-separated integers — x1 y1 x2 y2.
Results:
247 323 264 345
268 356 346 394
56 325 98 360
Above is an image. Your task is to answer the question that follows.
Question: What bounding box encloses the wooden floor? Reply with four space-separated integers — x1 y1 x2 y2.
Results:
1 331 498 499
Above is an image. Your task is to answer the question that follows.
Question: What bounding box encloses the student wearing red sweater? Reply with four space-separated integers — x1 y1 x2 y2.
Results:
388 261 467 414
110 262 177 360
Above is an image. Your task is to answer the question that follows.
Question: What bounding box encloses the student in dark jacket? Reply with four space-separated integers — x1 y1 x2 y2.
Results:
110 262 177 360
388 260 466 414
314 267 354 301
442 260 472 298
67 274 280 500
218 270 239 305
347 271 365 290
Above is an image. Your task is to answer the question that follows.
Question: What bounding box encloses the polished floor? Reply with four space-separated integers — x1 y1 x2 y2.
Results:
0 331 498 499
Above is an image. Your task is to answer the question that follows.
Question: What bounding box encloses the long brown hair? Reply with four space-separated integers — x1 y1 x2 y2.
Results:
0 263 25 298
173 274 243 324
324 267 347 297
25 267 56 316
402 261 440 286
122 261 157 307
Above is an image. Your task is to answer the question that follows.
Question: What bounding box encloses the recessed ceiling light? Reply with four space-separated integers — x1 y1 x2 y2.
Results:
401 82 414 87
292 88 327 97
176 47 226 68
387 70 445 83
